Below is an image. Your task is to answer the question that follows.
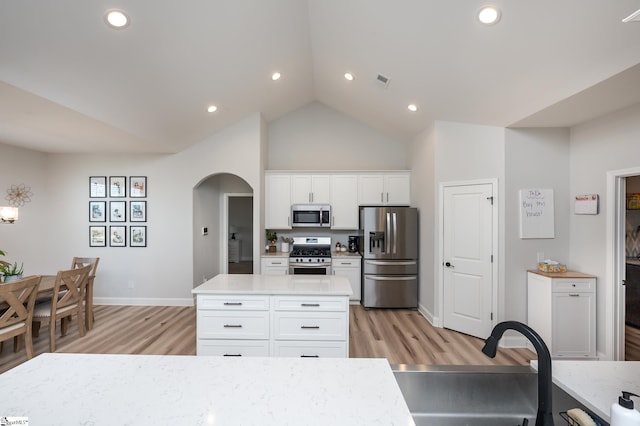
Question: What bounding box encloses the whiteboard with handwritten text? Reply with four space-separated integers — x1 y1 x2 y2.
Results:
519 189 555 239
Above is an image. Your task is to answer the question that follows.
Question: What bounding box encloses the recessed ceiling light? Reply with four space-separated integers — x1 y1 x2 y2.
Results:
104 9 130 29
207 105 218 113
477 6 501 25
407 104 418 112
271 72 281 81
344 72 354 81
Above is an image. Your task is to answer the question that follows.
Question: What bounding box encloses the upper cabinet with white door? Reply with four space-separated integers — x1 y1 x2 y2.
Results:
265 171 411 230
358 173 410 206
265 174 292 229
291 174 331 204
330 174 358 229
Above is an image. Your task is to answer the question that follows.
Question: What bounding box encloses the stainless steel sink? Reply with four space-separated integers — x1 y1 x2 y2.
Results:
392 364 607 426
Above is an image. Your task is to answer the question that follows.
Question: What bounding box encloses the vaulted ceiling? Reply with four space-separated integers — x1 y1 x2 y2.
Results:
1 1 639 154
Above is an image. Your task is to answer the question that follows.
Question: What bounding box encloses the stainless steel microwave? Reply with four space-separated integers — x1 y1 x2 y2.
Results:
291 204 331 228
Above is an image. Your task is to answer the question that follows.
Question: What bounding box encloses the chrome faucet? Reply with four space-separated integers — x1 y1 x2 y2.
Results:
482 321 554 426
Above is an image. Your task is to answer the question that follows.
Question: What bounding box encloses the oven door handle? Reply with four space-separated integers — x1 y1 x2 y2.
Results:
289 263 331 268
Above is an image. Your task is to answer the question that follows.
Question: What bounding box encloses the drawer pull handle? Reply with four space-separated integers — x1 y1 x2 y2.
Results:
224 302 243 306
223 354 242 357
569 293 580 297
301 355 319 358
301 303 320 307
224 324 243 328
301 325 320 329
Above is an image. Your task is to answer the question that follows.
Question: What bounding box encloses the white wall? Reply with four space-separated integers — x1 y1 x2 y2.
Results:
0 144 49 271
267 102 408 170
1 113 264 306
431 121 506 326
569 102 640 357
504 128 571 323
408 124 436 318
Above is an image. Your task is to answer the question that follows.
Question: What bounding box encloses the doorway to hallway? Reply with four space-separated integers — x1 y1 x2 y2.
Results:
225 193 253 274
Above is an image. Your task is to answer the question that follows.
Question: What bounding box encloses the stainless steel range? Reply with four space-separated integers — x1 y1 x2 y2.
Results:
289 236 332 275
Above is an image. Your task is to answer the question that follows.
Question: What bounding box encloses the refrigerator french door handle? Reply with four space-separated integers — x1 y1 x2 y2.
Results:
392 212 398 254
385 212 391 254
367 275 417 281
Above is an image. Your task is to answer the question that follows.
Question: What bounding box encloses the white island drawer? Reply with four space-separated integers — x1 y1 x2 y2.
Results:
197 311 269 339
197 295 269 310
197 339 270 357
273 311 347 341
272 296 348 312
272 341 347 358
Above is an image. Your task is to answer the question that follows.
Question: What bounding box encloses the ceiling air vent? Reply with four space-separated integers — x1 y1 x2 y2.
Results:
375 73 390 88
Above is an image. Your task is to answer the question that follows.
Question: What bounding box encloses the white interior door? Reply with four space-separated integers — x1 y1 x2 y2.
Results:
442 183 494 338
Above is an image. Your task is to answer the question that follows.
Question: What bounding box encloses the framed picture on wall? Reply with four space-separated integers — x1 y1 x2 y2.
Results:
130 226 147 247
89 201 106 222
89 226 106 247
130 176 147 198
130 201 146 222
109 226 126 247
109 201 126 222
109 176 126 197
89 176 107 198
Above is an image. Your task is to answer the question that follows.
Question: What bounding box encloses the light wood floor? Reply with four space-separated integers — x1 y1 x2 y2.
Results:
1 304 538 374
627 324 640 360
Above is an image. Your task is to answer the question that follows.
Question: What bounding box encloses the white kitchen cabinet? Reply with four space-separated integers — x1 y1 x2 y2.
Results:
332 257 361 302
261 256 289 275
358 173 410 206
195 281 350 358
291 174 331 204
265 174 291 229
196 295 270 357
271 295 349 358
330 174 359 229
527 270 596 358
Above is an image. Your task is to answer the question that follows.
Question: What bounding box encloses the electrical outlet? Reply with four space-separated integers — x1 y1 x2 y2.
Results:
128 280 135 289
537 252 545 263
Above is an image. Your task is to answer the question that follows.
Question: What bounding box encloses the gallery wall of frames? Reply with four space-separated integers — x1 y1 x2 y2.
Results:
88 176 147 248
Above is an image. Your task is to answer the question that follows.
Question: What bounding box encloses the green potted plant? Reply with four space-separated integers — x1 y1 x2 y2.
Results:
266 230 278 253
0 260 24 283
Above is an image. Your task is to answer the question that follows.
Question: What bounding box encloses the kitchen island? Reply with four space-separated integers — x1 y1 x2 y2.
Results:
192 274 352 357
0 353 414 425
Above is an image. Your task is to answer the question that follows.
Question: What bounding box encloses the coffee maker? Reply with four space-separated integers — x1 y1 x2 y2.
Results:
348 235 360 253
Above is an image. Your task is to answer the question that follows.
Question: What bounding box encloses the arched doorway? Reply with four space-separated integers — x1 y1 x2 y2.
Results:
193 173 254 287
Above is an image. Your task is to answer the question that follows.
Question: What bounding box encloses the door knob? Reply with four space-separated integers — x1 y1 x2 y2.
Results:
445 262 454 268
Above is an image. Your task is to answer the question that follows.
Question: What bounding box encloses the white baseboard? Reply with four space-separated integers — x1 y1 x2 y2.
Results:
501 335 528 349
418 303 440 327
94 297 194 307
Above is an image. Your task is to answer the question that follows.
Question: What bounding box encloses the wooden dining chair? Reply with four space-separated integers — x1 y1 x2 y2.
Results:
32 265 91 352
0 275 42 359
71 257 100 330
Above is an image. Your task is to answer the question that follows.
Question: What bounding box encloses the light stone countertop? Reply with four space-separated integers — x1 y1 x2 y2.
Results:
261 251 290 258
192 273 353 296
0 353 414 425
531 360 640 422
331 251 362 258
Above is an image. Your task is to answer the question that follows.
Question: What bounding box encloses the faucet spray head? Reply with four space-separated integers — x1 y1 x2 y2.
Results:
481 336 498 358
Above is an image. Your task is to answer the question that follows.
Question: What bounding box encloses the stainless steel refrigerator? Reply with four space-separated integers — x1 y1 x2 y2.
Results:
360 207 418 308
